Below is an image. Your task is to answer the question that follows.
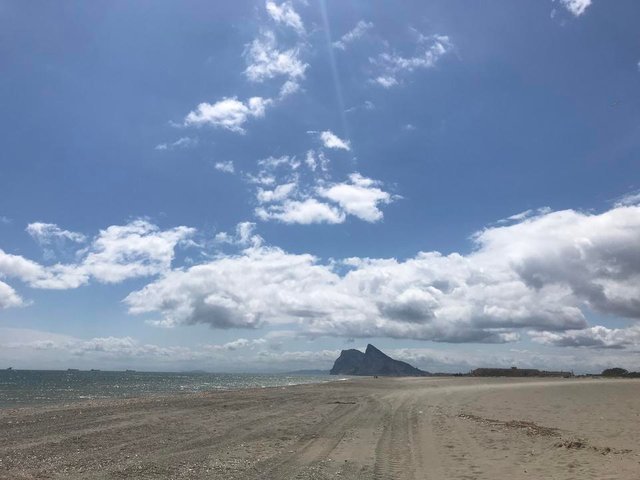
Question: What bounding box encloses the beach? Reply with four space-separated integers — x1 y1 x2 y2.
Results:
1 377 639 479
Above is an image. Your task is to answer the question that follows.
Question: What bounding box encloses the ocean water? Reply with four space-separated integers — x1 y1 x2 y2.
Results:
0 370 330 409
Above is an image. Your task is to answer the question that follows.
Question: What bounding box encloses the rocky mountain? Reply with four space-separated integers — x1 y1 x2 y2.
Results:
329 344 429 376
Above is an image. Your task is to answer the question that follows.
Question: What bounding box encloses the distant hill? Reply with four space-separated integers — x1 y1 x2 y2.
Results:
330 344 429 377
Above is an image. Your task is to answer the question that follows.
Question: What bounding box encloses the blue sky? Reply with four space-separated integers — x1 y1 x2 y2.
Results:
1 0 640 373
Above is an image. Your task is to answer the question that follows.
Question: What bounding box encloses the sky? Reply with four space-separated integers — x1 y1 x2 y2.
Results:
1 0 640 373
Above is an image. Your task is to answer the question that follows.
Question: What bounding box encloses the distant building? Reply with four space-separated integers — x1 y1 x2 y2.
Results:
471 367 572 378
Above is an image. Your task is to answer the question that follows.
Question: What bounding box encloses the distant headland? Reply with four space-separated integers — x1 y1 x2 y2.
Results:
330 344 429 376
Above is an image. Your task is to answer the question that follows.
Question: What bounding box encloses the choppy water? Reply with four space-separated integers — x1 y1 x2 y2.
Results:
0 370 330 408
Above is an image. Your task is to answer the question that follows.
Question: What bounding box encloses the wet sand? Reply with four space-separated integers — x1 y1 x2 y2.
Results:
1 377 639 479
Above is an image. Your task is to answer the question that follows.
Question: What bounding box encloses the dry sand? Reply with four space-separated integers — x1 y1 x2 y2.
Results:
1 377 639 479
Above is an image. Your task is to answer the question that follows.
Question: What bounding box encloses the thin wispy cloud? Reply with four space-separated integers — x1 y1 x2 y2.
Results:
155 137 197 151
371 34 453 88
614 190 640 207
333 20 373 50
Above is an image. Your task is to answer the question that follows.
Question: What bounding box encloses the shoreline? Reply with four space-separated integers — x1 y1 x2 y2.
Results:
0 370 340 411
1 377 639 479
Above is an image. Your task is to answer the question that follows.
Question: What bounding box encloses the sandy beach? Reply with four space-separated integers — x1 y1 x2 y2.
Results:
1 377 639 479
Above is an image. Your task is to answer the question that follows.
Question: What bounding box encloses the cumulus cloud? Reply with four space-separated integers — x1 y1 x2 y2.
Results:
244 149 395 226
256 182 297 204
333 20 373 50
244 30 307 84
265 1 305 35
0 220 195 291
559 0 592 16
75 220 195 285
318 173 395 222
530 325 640 349
126 204 640 344
255 198 346 224
214 161 235 174
0 280 23 309
371 34 453 88
184 97 271 133
320 130 351 150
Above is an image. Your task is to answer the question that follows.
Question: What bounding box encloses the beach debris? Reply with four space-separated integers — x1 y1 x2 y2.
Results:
458 413 632 456
458 413 560 437
554 438 631 455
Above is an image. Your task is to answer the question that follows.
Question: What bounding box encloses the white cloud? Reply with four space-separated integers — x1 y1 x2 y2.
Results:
184 97 271 133
279 79 301 99
214 222 263 248
374 76 398 88
0 280 23 308
126 204 640 345
258 155 301 170
255 198 346 224
0 216 11 225
318 173 394 222
530 325 640 349
320 130 351 150
495 207 552 225
256 182 297 203
371 34 453 88
265 1 305 35
244 31 307 83
0 248 49 286
75 220 195 285
559 0 592 16
614 190 640 207
26 222 87 261
0 220 195 291
26 222 86 245
0 327 345 372
245 149 393 226
214 161 235 174
305 150 317 171
333 20 373 50
154 137 197 151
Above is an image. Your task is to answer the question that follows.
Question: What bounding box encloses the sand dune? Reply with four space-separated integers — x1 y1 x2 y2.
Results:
1 377 639 479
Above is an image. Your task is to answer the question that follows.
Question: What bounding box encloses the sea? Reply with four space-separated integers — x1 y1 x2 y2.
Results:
0 369 331 409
